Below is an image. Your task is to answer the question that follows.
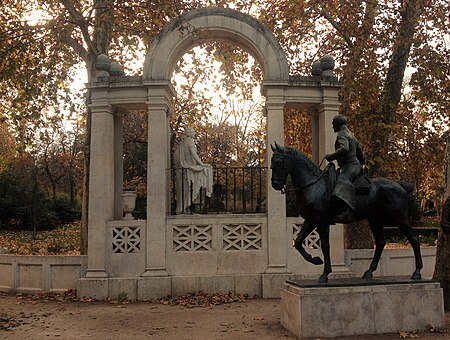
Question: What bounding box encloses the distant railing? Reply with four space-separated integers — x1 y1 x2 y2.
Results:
170 167 268 214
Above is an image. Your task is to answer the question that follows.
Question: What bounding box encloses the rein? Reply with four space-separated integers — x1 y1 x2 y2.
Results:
280 157 327 195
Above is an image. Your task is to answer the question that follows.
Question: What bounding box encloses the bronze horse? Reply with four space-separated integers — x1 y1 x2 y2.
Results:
270 143 423 283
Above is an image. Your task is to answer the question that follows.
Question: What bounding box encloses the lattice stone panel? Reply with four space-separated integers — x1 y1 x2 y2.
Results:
112 226 141 254
292 224 321 250
222 224 263 251
173 225 213 252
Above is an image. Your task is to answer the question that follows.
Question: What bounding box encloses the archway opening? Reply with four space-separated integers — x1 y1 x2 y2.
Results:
169 41 267 214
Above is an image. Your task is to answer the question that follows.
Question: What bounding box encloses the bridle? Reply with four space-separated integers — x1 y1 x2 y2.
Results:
274 153 326 195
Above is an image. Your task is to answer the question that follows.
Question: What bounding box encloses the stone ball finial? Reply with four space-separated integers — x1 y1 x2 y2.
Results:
95 54 111 72
320 55 335 70
320 55 335 77
109 61 125 76
311 61 322 77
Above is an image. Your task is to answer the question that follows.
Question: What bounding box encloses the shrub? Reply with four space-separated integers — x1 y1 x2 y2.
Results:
49 195 81 224
0 158 60 230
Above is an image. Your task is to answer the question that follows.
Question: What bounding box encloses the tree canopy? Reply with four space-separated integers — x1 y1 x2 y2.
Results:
0 0 448 216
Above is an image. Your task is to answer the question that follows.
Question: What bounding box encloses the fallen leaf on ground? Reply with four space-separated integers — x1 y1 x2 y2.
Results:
399 331 419 338
158 291 250 308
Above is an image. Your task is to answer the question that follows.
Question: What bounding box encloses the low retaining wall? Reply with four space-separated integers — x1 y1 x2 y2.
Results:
0 247 437 296
0 255 87 293
345 247 437 279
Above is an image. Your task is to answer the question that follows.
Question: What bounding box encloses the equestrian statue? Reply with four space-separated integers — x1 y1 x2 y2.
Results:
270 114 423 283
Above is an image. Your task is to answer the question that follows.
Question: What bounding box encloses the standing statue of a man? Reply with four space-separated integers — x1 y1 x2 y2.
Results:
173 127 213 214
325 114 365 223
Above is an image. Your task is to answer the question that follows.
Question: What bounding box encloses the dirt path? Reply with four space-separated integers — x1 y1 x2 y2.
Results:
1 294 449 339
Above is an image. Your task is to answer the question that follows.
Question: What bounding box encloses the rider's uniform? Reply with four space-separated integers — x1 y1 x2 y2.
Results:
327 126 365 220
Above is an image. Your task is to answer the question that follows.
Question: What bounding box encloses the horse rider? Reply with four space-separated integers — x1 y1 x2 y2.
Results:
324 114 365 223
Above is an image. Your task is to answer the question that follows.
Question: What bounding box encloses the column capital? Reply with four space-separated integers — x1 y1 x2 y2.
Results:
145 80 176 98
320 86 341 107
317 103 340 114
89 102 114 114
264 101 286 112
146 100 171 117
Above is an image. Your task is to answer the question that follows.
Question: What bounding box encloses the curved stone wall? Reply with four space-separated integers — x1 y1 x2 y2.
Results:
0 255 87 293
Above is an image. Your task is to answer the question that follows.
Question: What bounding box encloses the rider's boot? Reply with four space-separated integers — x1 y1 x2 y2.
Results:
332 198 355 224
334 208 354 223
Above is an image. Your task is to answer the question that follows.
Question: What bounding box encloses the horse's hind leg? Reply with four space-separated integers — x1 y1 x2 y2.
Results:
294 220 323 266
363 218 385 279
317 224 332 283
397 219 423 280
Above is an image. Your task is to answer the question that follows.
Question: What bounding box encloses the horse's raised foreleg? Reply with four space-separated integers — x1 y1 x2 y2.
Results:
317 224 331 283
294 220 323 266
397 220 423 280
363 218 385 279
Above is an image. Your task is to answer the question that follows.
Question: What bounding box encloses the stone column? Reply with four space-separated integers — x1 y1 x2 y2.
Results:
265 87 288 273
114 113 123 220
142 83 173 277
317 88 340 162
310 111 320 165
86 102 116 278
319 84 347 271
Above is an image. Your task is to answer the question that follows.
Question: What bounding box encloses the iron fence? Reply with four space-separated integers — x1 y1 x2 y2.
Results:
170 166 268 215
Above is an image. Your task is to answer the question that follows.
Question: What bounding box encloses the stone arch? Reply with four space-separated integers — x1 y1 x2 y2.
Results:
143 7 289 82
81 7 346 299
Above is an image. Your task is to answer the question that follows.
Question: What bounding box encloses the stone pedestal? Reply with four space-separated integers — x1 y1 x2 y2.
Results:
281 277 445 338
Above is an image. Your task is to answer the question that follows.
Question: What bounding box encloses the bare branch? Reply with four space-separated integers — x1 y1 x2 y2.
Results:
320 7 354 48
59 0 97 55
59 31 88 63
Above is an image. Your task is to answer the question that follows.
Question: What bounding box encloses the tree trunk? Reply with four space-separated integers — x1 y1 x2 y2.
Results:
344 220 374 249
80 57 95 255
338 0 378 116
43 153 57 204
370 0 425 176
433 197 450 311
74 0 115 255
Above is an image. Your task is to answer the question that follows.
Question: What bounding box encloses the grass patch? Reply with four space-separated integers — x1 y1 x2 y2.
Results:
0 222 81 255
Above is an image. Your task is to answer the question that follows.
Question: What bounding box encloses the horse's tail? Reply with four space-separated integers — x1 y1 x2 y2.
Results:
398 181 414 194
398 181 421 222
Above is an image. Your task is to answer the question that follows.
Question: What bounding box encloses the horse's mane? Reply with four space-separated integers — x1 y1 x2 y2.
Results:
282 146 321 176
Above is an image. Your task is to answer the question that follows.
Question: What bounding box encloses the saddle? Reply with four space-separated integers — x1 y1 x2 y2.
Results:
353 174 371 195
324 163 371 198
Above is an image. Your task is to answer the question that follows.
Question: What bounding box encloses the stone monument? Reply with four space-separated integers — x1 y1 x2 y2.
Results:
272 110 444 338
78 7 349 302
173 127 213 214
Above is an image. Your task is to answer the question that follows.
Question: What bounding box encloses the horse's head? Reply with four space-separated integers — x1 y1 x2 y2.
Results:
270 142 294 193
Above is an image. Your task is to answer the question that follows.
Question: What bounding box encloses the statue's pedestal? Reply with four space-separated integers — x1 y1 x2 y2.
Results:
281 277 444 338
